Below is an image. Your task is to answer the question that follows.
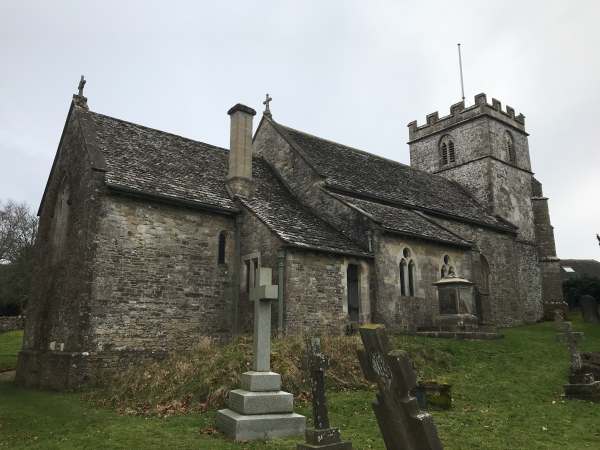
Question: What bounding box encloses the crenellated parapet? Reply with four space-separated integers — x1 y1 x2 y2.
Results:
408 93 527 142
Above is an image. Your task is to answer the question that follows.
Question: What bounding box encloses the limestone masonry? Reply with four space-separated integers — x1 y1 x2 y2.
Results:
16 90 562 389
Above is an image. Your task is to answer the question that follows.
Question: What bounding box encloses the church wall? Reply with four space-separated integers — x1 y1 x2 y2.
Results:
254 121 371 248
87 195 236 373
374 233 469 332
434 159 492 209
427 217 525 326
489 160 535 242
17 111 105 389
238 207 286 334
516 241 543 322
284 249 371 335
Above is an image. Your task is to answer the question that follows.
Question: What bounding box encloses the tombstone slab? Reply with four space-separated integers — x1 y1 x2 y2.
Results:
357 324 443 450
580 295 599 324
216 267 305 441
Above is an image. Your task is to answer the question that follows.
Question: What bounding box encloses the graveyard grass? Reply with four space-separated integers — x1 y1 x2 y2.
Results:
2 317 600 449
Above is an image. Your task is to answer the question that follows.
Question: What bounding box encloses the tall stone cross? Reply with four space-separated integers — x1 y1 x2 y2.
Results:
249 267 278 372
307 337 330 430
263 93 273 117
78 75 86 96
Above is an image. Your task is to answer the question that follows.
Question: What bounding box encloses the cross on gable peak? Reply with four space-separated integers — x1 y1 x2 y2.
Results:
263 93 273 117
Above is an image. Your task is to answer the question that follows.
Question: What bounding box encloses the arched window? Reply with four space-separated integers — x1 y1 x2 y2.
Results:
505 131 516 163
218 231 226 264
408 260 415 296
439 135 456 166
399 259 407 296
400 248 417 297
441 143 448 166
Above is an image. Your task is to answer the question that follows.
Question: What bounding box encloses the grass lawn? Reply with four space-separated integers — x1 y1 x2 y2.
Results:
2 318 600 449
0 330 22 371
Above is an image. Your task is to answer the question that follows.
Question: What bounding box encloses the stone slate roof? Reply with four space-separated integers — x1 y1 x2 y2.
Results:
330 193 470 247
560 259 600 280
272 121 515 232
239 160 371 257
78 107 369 257
82 109 237 212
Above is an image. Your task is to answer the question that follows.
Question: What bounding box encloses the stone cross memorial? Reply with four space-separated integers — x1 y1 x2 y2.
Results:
357 324 443 450
556 319 585 378
298 337 352 450
216 267 305 441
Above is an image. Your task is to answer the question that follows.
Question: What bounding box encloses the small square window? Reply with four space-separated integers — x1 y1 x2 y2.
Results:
562 267 575 273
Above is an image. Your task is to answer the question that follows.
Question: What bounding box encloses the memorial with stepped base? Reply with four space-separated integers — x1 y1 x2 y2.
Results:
216 267 306 441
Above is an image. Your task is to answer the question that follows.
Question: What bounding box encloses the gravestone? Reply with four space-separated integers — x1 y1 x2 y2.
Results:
297 337 352 450
580 295 599 324
216 267 305 441
555 316 600 401
357 324 443 450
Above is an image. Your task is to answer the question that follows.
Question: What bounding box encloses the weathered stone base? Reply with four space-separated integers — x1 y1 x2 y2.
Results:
15 349 90 390
241 371 281 391
297 428 352 449
216 408 305 441
228 389 293 414
564 381 600 402
415 331 503 340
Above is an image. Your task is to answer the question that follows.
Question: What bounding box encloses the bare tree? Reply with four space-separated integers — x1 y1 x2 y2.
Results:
0 199 38 263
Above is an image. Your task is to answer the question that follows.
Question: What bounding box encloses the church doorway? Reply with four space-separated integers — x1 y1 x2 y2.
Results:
347 264 360 322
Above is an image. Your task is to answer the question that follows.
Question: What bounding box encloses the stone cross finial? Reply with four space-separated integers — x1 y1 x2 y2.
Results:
249 267 278 372
263 93 273 117
77 75 86 96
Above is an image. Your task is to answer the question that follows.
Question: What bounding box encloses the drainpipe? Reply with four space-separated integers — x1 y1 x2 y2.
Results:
232 214 242 335
277 249 286 336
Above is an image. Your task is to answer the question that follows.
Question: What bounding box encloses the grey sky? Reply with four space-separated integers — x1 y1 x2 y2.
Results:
1 0 599 259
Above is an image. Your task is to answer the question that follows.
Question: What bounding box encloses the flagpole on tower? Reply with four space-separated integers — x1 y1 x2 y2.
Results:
457 43 465 101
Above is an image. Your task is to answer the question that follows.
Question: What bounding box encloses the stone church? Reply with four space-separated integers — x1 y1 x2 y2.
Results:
17 86 562 388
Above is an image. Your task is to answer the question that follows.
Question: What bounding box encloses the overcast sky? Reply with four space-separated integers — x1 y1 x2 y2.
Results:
1 1 599 260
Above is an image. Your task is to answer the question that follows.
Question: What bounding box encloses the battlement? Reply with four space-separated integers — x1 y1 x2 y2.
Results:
407 93 526 142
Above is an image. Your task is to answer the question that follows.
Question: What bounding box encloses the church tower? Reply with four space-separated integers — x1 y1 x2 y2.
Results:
408 93 534 242
407 93 562 313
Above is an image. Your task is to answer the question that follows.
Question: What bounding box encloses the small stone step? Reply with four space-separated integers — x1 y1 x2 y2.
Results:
216 408 306 441
228 389 293 415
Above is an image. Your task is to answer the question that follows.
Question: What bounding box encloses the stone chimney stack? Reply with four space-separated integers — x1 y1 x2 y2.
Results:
227 103 256 197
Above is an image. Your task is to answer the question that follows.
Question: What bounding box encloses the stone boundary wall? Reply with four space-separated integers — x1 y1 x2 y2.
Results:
0 316 24 333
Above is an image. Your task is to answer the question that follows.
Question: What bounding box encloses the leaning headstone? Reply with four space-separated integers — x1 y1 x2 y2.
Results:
357 324 443 450
297 337 352 450
216 267 305 441
580 295 599 324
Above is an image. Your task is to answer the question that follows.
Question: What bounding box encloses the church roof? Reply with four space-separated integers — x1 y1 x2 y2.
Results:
83 108 237 213
78 107 369 257
329 193 470 247
239 160 371 257
271 121 515 233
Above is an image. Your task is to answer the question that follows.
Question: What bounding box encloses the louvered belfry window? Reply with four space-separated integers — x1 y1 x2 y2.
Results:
448 141 456 163
441 143 449 165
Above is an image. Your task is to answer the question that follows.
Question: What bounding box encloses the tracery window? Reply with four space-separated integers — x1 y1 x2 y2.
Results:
400 248 417 297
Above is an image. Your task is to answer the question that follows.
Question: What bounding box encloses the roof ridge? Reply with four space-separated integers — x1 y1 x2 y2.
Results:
86 109 229 153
